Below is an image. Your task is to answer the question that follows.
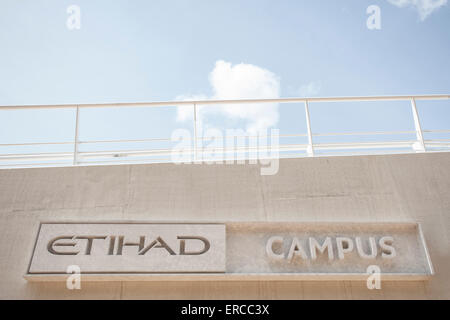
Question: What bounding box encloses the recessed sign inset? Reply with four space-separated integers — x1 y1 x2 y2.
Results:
226 222 434 279
28 223 226 274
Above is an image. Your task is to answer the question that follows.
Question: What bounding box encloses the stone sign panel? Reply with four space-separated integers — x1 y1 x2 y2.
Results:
225 222 433 280
25 222 433 281
28 223 226 274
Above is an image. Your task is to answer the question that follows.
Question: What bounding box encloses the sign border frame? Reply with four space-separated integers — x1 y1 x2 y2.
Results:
24 220 434 282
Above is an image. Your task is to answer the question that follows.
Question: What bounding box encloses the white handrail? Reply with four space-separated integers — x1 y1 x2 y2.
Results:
0 94 449 169
0 94 448 110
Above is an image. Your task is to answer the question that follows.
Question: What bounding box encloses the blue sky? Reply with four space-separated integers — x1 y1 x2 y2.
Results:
0 0 449 156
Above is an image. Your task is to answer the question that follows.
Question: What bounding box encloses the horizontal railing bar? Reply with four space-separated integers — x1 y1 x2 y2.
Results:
312 130 416 137
78 158 173 165
1 140 423 162
198 133 308 139
423 129 450 133
0 141 74 147
4 138 446 158
314 150 417 157
0 145 311 162
0 134 308 147
313 141 415 150
0 94 448 110
0 152 73 158
79 137 173 144
0 162 72 168
77 144 310 158
2 131 439 148
425 142 450 146
0 155 73 161
79 133 308 144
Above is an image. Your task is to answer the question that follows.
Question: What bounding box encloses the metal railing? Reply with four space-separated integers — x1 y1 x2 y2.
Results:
0 94 449 169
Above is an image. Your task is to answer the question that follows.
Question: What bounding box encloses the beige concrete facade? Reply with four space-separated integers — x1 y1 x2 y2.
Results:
0 152 449 299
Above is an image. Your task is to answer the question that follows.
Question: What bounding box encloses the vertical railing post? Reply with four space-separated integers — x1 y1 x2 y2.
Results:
304 100 314 157
193 103 198 162
73 105 80 165
410 98 426 152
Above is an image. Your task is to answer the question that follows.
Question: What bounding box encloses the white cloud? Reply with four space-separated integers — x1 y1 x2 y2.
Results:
176 60 280 134
298 81 321 97
387 0 447 20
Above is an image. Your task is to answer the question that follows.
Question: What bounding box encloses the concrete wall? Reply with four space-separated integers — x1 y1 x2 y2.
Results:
0 152 449 299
